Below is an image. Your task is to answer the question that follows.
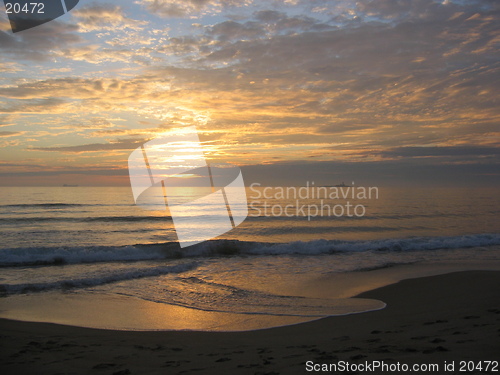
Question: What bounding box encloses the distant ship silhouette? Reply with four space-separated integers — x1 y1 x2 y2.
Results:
321 182 349 187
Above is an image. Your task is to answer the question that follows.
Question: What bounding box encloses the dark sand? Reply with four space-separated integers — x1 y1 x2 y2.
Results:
1 270 499 374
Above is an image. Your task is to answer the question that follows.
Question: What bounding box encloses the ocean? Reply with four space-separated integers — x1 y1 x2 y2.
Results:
0 186 499 330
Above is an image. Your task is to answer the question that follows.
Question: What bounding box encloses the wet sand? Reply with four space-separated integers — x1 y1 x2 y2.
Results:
1 270 499 374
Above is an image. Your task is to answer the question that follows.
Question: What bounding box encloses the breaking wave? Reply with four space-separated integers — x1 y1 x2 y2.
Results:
0 234 499 268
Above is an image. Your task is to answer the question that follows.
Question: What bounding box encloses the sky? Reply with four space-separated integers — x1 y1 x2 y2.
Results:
0 0 498 187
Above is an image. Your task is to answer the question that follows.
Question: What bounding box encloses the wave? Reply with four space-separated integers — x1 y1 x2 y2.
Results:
0 233 499 268
0 243 178 267
114 276 384 317
1 203 135 208
2 203 87 208
0 216 172 223
0 269 384 318
240 233 500 255
0 262 198 296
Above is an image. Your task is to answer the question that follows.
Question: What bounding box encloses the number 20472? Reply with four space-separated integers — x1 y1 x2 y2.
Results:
5 3 45 14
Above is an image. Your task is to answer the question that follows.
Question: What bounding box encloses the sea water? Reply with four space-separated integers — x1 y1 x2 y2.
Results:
0 186 499 330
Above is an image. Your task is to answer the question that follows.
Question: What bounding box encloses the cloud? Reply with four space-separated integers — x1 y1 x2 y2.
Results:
209 20 266 42
357 0 499 23
30 138 145 154
205 13 330 44
53 45 154 64
0 77 154 101
0 20 81 61
139 0 248 18
0 3 151 65
378 146 500 158
73 3 147 32
0 98 69 114
0 131 24 137
0 0 498 186
0 114 17 127
240 157 500 187
0 61 22 73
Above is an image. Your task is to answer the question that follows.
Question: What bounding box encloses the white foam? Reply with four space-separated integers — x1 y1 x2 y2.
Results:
1 262 198 295
0 234 499 267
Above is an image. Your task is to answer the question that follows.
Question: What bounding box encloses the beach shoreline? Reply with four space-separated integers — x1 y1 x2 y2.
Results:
1 257 499 332
1 270 499 374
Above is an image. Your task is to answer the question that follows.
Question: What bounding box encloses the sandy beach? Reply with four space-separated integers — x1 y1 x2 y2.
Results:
1 270 499 375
